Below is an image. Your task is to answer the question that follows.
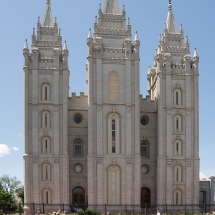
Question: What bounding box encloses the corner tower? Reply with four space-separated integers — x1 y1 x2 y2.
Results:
23 0 70 209
147 2 199 205
87 0 141 205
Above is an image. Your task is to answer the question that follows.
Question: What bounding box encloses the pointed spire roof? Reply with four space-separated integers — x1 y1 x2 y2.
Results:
63 41 68 50
157 45 161 55
24 39 28 49
43 0 53 27
88 28 92 39
148 66 151 75
166 2 178 33
134 31 139 41
103 0 120 15
193 47 198 57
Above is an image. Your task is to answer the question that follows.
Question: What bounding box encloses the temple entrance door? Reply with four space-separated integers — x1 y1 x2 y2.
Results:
72 187 85 204
141 187 151 206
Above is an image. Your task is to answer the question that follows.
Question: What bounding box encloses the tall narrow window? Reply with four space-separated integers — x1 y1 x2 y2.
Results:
174 165 182 182
43 189 51 204
109 71 119 101
108 165 120 205
42 137 51 154
42 84 50 102
174 140 182 156
112 120 116 153
174 190 182 205
42 163 51 181
74 140 83 157
174 89 182 106
45 87 48 101
108 113 120 154
42 111 50 129
141 142 149 158
174 115 182 132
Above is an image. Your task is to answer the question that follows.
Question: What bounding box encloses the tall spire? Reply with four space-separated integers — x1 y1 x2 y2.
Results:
43 0 53 27
24 39 28 49
103 0 120 15
166 2 178 33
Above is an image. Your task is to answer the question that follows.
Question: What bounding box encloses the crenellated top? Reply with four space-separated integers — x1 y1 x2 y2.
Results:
146 2 199 86
152 2 199 68
23 0 69 69
88 0 139 54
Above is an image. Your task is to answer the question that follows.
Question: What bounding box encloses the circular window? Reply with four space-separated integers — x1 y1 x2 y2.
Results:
74 114 82 124
141 165 149 174
74 164 83 173
141 116 149 126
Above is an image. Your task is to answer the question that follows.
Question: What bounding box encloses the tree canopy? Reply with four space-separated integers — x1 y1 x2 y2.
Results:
16 187 24 204
0 175 22 195
0 190 17 211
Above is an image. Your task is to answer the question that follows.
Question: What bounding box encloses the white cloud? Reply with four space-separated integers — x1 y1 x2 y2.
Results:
12 147 19 151
200 172 207 179
17 134 22 137
0 144 10 158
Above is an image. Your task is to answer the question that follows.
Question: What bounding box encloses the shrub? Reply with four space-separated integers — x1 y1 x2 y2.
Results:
78 209 101 215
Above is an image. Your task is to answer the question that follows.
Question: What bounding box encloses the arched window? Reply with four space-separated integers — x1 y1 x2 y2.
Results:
42 163 51 181
108 113 120 154
174 89 182 106
174 190 182 205
43 189 51 204
108 165 120 205
174 115 182 132
42 137 51 154
141 141 149 158
42 84 50 102
109 71 119 101
174 165 182 183
174 140 182 157
42 111 50 129
74 140 83 157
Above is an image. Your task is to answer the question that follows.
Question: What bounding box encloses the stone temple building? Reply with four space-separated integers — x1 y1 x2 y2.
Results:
23 0 201 207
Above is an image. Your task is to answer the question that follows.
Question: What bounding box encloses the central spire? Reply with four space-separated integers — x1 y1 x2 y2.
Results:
103 0 120 14
43 0 53 27
166 2 178 33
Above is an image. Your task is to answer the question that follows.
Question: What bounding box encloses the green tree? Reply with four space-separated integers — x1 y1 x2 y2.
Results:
0 190 17 212
16 187 24 204
0 175 22 195
0 182 3 190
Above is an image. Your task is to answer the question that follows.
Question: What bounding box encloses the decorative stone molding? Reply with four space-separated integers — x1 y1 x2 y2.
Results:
97 106 102 110
97 158 102 163
39 70 53 75
33 159 37 163
126 159 131 164
103 59 125 65
167 160 172 166
32 106 37 110
187 160 191 166
172 75 185 80
186 111 191 115
54 159 59 163
43 131 49 135
54 106 59 110
167 109 171 114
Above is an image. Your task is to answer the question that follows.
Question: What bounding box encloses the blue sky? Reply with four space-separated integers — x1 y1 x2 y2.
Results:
0 0 214 184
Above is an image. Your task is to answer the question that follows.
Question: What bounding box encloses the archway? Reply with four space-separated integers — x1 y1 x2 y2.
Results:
72 187 85 204
141 187 151 206
199 191 206 205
